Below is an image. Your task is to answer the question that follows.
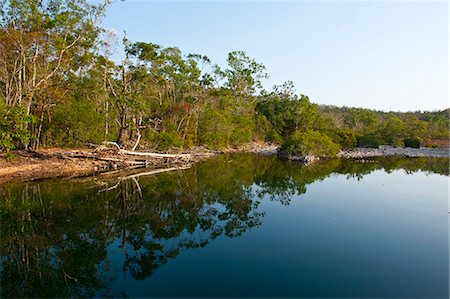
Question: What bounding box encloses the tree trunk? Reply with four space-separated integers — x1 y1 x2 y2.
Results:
34 112 44 150
116 113 127 147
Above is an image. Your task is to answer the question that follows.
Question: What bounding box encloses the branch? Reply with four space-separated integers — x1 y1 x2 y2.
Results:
35 35 82 90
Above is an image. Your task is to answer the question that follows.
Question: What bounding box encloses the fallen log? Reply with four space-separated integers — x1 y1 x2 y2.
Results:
62 150 189 164
91 141 193 159
118 149 192 159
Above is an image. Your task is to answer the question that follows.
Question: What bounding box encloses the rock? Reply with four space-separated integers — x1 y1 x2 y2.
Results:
339 146 449 159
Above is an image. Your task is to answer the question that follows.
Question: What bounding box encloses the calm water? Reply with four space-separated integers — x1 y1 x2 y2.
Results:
1 154 448 298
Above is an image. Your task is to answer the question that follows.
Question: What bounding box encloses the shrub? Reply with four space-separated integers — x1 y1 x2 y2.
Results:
279 130 341 157
198 109 232 149
403 137 421 148
157 131 183 150
268 129 283 144
0 104 33 151
356 134 381 148
229 114 254 145
253 115 272 142
393 139 404 148
335 129 356 149
43 97 106 146
254 114 283 144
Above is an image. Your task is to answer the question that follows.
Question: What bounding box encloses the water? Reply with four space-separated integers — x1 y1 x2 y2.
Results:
1 154 448 298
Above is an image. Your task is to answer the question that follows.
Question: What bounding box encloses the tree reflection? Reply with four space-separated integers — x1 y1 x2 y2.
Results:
0 154 448 297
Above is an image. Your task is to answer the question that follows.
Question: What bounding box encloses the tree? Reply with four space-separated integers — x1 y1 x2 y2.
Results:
222 51 268 98
279 129 341 158
380 115 405 146
256 88 319 138
0 0 110 148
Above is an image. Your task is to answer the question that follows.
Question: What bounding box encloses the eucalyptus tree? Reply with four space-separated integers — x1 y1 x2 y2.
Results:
126 42 212 148
222 50 268 99
0 0 111 148
105 37 145 147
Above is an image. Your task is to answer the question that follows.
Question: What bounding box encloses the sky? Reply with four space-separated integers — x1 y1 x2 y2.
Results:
101 0 448 112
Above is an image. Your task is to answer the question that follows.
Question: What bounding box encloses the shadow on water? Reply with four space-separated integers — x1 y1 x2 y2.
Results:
0 154 448 298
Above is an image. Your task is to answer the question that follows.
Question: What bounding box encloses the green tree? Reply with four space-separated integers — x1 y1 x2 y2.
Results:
0 0 110 149
380 115 405 146
222 51 268 98
280 130 341 157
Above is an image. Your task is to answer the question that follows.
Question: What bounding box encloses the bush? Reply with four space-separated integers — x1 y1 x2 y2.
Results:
356 134 381 148
157 131 183 150
403 137 421 148
0 104 33 151
198 98 257 149
43 97 106 146
392 139 404 148
229 114 254 145
198 108 232 149
279 130 341 157
253 114 273 142
267 129 283 144
335 129 356 149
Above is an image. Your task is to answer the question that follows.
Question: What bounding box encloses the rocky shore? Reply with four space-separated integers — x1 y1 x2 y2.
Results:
339 146 449 159
281 145 449 163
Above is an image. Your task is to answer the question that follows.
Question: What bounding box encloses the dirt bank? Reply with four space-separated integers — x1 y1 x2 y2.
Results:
2 144 447 185
0 142 276 185
0 148 208 185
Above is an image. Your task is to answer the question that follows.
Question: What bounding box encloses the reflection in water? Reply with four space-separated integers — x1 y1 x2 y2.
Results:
0 155 448 298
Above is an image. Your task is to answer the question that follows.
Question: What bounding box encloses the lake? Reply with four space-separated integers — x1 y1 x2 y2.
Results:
1 154 448 298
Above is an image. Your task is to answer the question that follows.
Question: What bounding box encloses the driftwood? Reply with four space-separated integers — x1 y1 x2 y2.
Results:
55 141 198 180
118 149 192 158
90 141 193 159
65 142 192 164
102 141 121 150
131 134 141 151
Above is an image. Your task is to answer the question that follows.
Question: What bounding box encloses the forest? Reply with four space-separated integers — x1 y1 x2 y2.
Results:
1 0 449 157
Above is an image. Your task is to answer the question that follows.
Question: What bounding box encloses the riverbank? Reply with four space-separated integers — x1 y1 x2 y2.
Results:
338 146 449 159
281 146 449 163
0 142 277 185
0 144 447 185
0 148 204 185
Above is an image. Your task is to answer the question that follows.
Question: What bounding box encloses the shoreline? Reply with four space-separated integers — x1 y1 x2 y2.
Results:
275 145 449 163
0 143 278 185
0 144 447 185
338 146 449 159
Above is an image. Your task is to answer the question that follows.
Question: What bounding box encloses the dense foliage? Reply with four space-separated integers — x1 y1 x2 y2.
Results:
279 130 341 158
1 0 448 155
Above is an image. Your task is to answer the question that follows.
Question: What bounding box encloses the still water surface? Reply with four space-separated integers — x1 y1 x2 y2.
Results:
1 154 448 298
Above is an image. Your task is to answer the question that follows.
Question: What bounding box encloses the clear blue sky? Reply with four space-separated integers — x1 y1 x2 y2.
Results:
101 0 448 112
